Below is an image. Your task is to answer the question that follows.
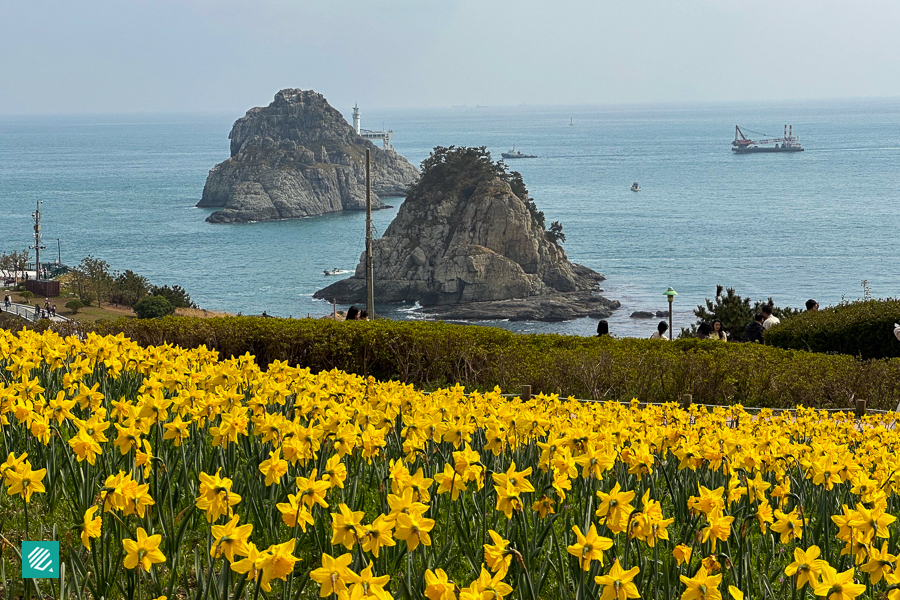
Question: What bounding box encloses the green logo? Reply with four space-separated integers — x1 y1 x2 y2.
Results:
22 541 59 579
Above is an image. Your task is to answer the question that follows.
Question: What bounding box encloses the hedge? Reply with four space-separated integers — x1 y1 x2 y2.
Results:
83 316 900 411
765 299 900 359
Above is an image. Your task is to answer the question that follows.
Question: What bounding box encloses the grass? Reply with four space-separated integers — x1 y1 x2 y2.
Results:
1 285 232 325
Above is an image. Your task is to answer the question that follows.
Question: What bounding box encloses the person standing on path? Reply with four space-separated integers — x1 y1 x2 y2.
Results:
743 313 766 343
762 305 780 330
709 320 727 341
597 320 609 337
650 321 669 340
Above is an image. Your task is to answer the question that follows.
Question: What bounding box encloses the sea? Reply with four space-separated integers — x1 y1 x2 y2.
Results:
1 98 899 338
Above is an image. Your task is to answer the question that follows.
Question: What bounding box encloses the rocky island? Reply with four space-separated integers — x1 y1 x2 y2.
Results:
315 146 620 321
197 89 419 223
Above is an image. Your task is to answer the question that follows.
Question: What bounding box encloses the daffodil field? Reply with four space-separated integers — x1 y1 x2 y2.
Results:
2 329 900 600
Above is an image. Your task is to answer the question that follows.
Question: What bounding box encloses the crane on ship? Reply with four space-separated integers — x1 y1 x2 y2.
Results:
732 125 804 153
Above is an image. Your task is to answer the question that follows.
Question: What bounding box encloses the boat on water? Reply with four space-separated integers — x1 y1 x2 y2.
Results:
732 125 804 153
324 268 350 276
569 118 574 126
501 145 538 159
631 182 641 192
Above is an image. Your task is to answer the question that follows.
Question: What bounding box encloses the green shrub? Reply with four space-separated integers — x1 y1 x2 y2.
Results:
93 316 900 410
21 291 34 301
765 299 900 359
65 299 84 314
133 295 175 319
149 284 196 309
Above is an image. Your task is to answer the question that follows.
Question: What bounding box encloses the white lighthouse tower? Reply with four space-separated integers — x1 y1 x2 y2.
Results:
352 103 361 134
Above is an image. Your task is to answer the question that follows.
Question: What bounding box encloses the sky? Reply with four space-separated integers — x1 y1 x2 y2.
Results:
2 0 899 114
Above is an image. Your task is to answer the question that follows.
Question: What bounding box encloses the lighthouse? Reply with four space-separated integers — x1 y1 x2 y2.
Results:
352 104 360 134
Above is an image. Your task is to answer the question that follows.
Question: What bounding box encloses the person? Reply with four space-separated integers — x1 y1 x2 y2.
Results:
650 321 669 340
806 299 819 312
51 305 56 316
4 295 10 308
346 306 359 321
743 313 766 343
359 310 369 321
696 321 711 339
596 320 609 337
709 319 727 341
762 305 780 330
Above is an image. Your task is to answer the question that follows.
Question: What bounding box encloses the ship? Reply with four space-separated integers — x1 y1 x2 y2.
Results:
501 145 538 159
732 125 804 153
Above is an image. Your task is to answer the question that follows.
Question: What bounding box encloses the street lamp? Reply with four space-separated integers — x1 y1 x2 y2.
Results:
664 287 678 340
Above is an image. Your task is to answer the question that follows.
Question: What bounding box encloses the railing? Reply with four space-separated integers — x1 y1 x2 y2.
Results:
1 302 71 323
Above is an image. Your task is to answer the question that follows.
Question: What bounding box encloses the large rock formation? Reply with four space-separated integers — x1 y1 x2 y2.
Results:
315 146 619 321
197 89 419 223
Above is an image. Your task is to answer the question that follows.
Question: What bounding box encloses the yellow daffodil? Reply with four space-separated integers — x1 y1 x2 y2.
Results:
567 524 613 571
594 559 640 600
123 527 166 571
310 553 353 598
81 505 102 550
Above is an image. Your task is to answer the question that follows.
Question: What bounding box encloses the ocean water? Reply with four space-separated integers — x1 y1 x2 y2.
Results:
1 98 899 338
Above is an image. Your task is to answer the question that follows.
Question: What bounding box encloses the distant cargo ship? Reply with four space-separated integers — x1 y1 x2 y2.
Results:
732 125 804 153
501 145 538 159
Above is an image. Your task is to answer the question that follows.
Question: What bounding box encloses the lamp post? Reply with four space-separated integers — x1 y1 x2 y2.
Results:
56 239 61 265
664 287 678 340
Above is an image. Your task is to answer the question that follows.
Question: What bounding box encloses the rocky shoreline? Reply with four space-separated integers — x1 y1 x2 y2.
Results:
420 291 620 322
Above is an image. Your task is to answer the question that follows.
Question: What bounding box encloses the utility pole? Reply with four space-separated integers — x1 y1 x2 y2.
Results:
365 149 375 318
30 200 46 281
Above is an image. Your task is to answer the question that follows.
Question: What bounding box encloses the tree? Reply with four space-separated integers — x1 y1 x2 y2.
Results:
1 250 32 283
546 221 566 245
74 255 112 306
149 284 197 309
111 270 149 307
0 252 12 281
134 295 175 319
65 299 84 314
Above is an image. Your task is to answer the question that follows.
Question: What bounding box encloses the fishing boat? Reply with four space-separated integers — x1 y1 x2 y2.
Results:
631 182 641 192
570 118 574 126
324 268 350 276
501 145 538 159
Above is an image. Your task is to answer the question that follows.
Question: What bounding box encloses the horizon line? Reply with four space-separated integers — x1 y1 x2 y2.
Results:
2 94 899 119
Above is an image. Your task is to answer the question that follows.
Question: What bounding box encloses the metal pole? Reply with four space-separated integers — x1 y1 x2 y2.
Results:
34 202 40 280
365 149 375 318
57 238 61 264
668 297 673 341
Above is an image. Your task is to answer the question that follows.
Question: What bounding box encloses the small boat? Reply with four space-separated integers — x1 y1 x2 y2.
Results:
501 145 538 159
631 182 641 192
569 118 574 126
324 268 350 276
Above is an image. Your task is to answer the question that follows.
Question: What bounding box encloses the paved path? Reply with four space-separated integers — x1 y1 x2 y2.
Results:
1 302 70 323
